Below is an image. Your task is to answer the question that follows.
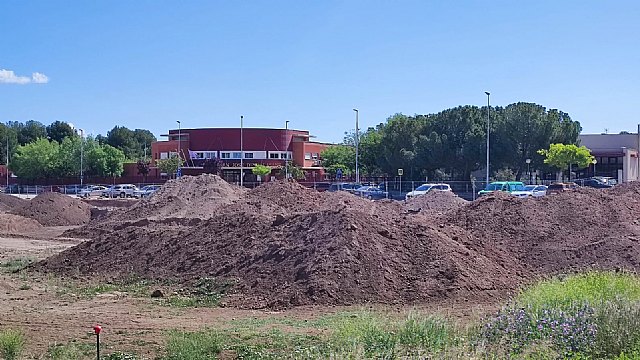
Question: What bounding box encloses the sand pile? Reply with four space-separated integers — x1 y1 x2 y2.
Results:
0 193 28 212
404 191 468 214
12 192 92 226
0 213 43 234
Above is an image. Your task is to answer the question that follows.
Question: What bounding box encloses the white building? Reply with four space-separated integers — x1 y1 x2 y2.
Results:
578 131 640 183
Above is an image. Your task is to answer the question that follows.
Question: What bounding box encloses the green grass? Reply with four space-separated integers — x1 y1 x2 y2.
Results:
516 271 640 311
0 257 36 273
0 329 25 360
161 330 223 360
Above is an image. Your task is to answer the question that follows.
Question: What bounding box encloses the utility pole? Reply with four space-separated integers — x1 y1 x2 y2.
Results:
285 120 289 180
240 115 244 186
353 108 360 183
485 92 490 185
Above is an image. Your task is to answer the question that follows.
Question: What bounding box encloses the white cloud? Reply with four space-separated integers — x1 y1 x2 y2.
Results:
0 69 49 84
31 72 49 83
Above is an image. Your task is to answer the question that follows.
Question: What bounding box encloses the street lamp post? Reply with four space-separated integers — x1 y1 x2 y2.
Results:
485 92 490 186
240 116 244 186
79 129 84 187
352 108 360 183
5 136 8 190
525 158 531 184
285 120 289 180
176 120 181 178
592 158 598 177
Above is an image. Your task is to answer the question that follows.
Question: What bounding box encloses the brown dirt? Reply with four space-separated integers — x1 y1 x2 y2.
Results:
0 213 43 234
11 192 92 226
37 175 640 309
0 192 28 212
404 191 469 214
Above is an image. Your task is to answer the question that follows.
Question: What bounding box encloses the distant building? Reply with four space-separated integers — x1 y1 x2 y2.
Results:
578 132 640 182
151 127 331 183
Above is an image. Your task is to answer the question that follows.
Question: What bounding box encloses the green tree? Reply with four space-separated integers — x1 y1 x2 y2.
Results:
137 159 151 182
103 144 126 178
9 138 59 180
7 120 48 145
157 155 181 177
0 124 19 165
278 163 305 180
538 143 594 180
55 136 82 178
46 121 76 143
320 145 355 171
105 126 156 160
252 164 272 181
85 142 108 177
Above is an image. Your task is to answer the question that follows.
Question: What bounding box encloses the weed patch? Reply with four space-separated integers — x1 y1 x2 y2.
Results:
0 257 35 273
0 329 25 360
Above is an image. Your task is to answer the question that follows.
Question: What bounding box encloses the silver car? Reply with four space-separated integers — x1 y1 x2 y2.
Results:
78 185 108 198
102 184 139 198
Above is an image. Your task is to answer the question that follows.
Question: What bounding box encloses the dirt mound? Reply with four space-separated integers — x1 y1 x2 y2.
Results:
0 193 28 212
111 174 245 222
12 192 92 226
40 208 514 309
449 189 640 275
404 191 468 214
0 213 43 234
40 178 640 310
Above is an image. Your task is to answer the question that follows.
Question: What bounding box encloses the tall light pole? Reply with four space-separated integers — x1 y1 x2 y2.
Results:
176 120 181 178
525 158 531 184
285 120 289 180
5 135 8 190
352 108 360 183
485 92 490 185
592 158 598 177
240 116 244 186
79 129 84 187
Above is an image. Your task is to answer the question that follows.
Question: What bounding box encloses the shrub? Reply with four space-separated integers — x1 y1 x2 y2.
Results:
0 329 25 360
594 297 640 358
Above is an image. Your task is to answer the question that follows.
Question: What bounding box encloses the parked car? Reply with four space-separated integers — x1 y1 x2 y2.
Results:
577 178 614 189
478 181 526 196
352 185 388 200
133 185 161 198
102 184 139 198
511 185 548 198
328 183 361 192
546 182 578 195
405 183 452 200
78 185 108 198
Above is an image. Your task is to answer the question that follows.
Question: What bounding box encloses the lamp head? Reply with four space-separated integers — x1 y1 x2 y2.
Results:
485 91 490 96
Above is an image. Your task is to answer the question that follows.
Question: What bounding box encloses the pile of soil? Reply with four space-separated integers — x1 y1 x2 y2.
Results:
0 193 28 212
12 192 92 226
404 191 468 214
0 213 43 234
37 174 640 309
111 174 245 221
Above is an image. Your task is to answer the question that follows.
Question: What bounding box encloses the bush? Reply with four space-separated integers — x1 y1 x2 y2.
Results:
0 329 25 360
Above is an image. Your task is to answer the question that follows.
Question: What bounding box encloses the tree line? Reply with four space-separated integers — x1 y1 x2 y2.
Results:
322 102 582 181
0 120 156 181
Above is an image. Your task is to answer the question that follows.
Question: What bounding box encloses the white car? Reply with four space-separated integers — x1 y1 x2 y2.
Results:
78 185 108 198
511 185 547 198
405 183 452 200
102 184 139 198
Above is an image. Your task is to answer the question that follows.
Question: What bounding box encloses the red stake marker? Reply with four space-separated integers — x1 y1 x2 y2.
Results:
93 325 102 360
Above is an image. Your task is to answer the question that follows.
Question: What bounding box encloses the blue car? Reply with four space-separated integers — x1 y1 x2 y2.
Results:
352 186 388 200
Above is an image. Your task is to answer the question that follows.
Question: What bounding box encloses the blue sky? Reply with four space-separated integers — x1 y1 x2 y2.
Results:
1 0 638 143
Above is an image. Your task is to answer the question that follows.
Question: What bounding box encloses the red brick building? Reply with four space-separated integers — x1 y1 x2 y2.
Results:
151 127 332 183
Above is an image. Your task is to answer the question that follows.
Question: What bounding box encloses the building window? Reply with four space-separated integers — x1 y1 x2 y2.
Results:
304 153 311 160
233 152 242 159
312 153 318 159
221 152 231 159
245 152 253 159
280 153 287 159
205 152 217 159
269 153 279 159
609 157 617 164
160 152 168 160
